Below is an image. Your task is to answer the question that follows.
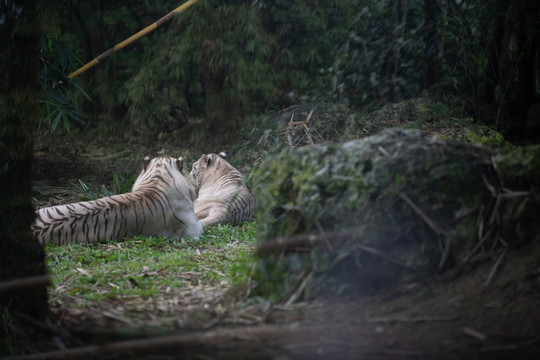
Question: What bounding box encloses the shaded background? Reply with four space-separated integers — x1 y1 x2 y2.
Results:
36 0 540 143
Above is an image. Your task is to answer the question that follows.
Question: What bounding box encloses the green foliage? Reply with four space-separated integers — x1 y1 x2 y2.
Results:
257 0 362 101
37 36 91 133
45 222 256 303
45 0 538 141
71 172 135 201
169 0 278 134
50 0 367 136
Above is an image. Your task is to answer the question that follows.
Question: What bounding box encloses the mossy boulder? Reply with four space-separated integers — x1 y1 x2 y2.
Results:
495 144 540 189
362 98 513 150
251 129 500 298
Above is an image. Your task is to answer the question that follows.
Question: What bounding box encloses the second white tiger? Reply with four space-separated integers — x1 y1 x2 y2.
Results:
190 152 254 227
32 156 203 245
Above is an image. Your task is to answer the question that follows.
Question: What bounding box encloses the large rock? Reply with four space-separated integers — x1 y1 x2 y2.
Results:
251 129 518 298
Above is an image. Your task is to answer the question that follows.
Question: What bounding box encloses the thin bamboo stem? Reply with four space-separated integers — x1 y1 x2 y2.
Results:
68 0 200 79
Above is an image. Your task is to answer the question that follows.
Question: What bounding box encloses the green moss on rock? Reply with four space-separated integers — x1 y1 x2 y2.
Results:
454 126 514 150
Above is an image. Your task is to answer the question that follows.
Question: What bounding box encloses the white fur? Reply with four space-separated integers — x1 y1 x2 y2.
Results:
33 157 202 244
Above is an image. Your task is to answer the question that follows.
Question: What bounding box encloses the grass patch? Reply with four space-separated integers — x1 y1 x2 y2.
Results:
45 222 257 307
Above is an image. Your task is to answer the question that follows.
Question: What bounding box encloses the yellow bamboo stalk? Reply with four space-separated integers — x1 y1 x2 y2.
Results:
68 0 199 79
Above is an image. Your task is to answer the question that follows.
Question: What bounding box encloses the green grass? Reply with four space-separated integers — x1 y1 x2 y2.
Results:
45 222 257 305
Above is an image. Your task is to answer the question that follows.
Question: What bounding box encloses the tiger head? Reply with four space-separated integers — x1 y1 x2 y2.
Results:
133 155 198 201
190 152 228 188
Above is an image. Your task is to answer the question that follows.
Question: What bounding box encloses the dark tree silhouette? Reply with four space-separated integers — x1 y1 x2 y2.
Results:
479 0 540 140
0 1 49 321
423 0 438 89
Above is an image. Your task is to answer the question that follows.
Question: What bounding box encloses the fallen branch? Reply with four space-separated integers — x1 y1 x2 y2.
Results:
255 231 346 255
256 230 429 274
438 237 452 270
363 315 456 323
462 223 495 263
377 145 391 157
360 348 424 357
354 244 427 273
449 206 480 225
399 192 446 258
2 324 289 360
0 275 51 294
399 192 446 238
91 149 132 161
314 219 333 252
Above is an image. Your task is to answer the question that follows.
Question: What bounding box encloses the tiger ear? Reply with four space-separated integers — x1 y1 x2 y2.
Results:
218 151 227 158
176 156 185 175
200 154 211 169
142 154 151 172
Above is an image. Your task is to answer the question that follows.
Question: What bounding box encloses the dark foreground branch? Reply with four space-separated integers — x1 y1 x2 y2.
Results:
0 275 51 294
256 231 429 274
3 325 287 360
255 230 357 256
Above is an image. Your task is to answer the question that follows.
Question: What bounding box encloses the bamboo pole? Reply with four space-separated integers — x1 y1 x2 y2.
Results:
68 0 200 79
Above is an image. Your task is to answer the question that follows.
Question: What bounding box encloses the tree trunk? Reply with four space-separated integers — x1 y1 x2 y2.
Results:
385 0 408 102
0 0 49 320
202 68 227 136
482 0 508 106
512 1 538 139
201 63 241 140
422 0 438 89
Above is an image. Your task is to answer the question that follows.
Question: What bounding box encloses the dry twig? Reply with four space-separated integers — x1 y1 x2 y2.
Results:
484 250 507 288
284 109 316 147
354 244 426 273
399 192 448 268
462 327 487 341
284 272 314 306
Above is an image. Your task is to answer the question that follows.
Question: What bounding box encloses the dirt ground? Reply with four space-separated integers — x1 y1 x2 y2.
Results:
23 129 540 359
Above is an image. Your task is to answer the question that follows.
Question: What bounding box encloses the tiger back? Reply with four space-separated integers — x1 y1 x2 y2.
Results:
32 156 203 245
190 152 254 227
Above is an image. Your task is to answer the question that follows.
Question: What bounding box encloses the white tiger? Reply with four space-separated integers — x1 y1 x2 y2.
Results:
190 152 254 227
32 156 203 245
